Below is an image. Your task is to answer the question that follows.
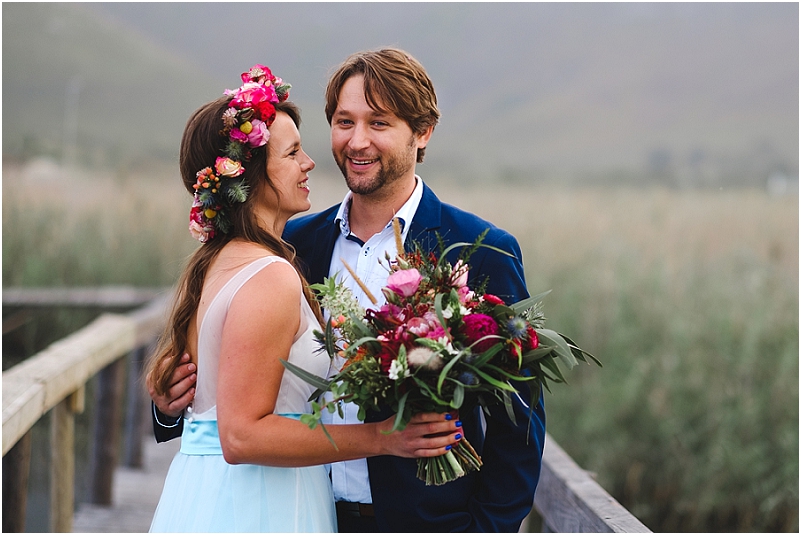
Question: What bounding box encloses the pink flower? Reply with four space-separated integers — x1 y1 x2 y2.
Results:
386 268 422 298
215 157 244 177
457 285 474 305
246 119 270 147
230 128 248 143
426 325 447 341
242 64 273 84
463 313 499 353
229 82 278 123
406 317 431 336
189 205 214 243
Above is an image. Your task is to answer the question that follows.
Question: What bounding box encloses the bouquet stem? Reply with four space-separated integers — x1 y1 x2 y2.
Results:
416 438 483 486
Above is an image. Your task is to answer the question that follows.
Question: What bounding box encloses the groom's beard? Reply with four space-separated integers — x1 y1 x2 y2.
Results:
334 135 417 196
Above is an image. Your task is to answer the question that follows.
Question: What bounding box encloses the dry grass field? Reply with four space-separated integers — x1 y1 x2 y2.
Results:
3 163 798 532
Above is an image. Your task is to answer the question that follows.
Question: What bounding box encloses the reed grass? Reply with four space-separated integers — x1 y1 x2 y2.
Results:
3 166 797 532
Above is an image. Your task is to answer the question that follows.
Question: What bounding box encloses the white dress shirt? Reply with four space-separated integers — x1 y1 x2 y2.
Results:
323 176 424 504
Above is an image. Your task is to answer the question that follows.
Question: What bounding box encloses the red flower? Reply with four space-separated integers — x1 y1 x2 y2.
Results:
483 294 505 306
527 327 539 351
463 314 499 353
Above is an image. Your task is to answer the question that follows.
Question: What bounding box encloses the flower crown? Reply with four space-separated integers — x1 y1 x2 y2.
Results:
189 64 291 243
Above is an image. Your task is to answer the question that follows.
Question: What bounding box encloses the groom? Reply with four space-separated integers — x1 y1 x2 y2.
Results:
150 48 545 532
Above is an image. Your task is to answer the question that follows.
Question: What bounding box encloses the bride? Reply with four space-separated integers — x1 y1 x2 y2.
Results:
146 64 460 532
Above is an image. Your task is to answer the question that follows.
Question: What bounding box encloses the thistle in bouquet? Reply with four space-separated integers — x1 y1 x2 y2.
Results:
282 221 600 486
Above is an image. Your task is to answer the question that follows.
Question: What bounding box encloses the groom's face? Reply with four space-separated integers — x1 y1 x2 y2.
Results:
330 74 422 197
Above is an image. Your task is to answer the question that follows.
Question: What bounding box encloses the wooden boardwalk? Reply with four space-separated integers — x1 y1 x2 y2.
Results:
72 438 180 533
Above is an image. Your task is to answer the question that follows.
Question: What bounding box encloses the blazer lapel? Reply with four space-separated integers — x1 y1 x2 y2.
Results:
406 183 442 249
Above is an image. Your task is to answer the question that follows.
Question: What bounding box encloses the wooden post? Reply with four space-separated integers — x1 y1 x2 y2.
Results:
2 431 32 533
123 345 149 468
89 358 125 505
50 387 83 533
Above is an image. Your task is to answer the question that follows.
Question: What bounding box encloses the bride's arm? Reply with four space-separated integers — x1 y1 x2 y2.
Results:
215 261 460 467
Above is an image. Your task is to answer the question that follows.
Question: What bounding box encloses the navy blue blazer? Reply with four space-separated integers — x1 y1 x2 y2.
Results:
284 183 546 532
153 183 546 531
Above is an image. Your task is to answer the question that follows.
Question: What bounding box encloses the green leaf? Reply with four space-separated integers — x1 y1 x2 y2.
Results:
437 352 462 394
323 317 337 359
434 293 451 340
451 382 464 409
280 359 331 391
467 366 518 391
501 390 517 425
537 328 578 370
389 391 410 433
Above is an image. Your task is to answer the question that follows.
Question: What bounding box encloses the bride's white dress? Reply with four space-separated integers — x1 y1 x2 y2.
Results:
150 256 336 532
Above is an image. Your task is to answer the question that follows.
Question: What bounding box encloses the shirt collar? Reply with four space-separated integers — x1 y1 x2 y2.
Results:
334 175 424 238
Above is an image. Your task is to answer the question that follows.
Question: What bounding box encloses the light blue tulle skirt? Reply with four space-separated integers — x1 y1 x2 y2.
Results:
150 418 336 533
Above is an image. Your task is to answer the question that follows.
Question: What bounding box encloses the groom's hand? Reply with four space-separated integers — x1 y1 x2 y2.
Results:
148 353 197 418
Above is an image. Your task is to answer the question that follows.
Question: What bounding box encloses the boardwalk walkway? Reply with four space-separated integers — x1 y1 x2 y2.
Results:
72 438 179 532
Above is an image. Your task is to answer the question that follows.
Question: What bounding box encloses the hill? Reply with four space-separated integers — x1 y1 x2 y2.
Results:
3 3 798 187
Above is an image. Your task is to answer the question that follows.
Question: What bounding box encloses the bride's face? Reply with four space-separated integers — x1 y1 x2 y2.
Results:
262 111 314 220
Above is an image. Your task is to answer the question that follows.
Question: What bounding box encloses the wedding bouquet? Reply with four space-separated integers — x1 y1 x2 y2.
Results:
283 223 599 486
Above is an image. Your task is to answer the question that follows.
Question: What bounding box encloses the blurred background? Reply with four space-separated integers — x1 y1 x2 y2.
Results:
3 2 798 532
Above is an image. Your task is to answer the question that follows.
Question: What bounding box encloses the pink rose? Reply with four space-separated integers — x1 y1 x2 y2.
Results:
215 157 244 177
246 119 270 147
386 268 422 297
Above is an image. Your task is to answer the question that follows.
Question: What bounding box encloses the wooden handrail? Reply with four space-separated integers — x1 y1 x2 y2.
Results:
2 293 170 455
532 434 652 532
2 286 169 308
2 291 171 532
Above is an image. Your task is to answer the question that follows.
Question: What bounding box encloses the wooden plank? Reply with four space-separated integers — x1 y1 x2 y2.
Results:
2 286 169 308
533 434 651 533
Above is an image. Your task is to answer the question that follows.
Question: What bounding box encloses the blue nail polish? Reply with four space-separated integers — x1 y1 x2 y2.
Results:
455 433 462 440
446 445 452 450
445 414 453 421
455 420 462 427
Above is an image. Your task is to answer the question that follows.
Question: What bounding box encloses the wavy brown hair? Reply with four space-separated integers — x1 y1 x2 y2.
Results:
324 48 440 163
146 97 321 396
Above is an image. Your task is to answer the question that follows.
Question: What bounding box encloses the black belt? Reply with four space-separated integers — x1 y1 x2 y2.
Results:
336 501 375 517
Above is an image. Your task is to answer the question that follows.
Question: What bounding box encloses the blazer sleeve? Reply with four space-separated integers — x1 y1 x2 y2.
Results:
465 231 546 532
151 402 184 443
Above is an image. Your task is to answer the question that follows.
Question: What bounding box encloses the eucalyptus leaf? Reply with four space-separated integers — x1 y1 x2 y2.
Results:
537 328 578 370
280 359 331 391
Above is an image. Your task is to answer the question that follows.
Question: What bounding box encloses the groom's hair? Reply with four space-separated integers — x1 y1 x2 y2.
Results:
325 48 440 163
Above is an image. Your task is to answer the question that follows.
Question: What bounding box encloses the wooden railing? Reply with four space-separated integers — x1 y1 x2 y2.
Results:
2 288 171 532
2 287 650 533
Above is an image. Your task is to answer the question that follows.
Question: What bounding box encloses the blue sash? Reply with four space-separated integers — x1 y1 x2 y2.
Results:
180 414 303 456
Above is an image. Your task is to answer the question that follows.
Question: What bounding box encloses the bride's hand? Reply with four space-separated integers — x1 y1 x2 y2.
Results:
377 412 462 458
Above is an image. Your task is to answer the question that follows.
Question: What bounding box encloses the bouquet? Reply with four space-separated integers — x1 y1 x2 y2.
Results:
283 222 599 486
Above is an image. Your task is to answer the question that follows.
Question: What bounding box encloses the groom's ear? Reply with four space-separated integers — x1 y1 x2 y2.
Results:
415 125 434 149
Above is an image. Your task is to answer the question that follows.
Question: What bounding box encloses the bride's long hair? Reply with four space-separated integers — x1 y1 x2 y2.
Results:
146 96 321 397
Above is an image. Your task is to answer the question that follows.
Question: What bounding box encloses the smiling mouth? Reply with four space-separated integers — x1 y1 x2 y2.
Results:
298 179 309 189
349 157 378 166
